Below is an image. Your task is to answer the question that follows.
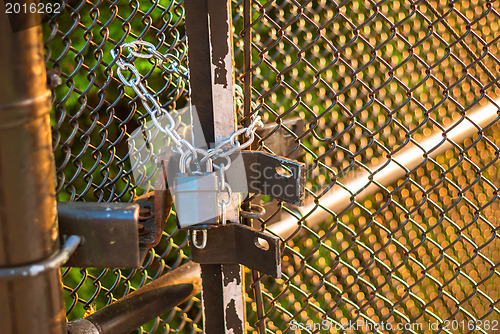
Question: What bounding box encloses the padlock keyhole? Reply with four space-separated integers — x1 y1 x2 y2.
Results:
254 237 270 251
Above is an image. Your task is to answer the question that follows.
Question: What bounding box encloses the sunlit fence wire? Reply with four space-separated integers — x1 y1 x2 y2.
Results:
236 0 500 333
44 0 499 333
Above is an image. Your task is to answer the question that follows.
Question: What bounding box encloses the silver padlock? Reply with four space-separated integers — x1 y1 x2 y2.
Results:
173 155 219 229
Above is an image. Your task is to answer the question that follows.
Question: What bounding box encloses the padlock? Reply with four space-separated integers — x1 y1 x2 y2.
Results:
173 155 220 228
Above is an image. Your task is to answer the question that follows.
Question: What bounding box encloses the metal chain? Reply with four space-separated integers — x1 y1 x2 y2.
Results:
111 40 263 223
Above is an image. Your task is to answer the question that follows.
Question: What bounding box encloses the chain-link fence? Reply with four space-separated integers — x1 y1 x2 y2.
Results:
43 0 499 333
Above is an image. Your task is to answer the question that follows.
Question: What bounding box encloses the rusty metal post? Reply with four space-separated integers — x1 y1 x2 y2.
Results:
0 10 66 334
67 261 201 334
185 0 246 332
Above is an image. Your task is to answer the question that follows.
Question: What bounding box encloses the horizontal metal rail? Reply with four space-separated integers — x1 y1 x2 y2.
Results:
67 261 201 334
270 100 499 239
0 236 81 279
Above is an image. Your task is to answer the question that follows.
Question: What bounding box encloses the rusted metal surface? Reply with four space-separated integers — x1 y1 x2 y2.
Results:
184 0 214 148
67 261 201 334
191 224 282 278
0 9 66 334
57 202 140 268
227 151 305 205
269 99 500 239
132 149 173 249
208 0 240 223
133 193 160 248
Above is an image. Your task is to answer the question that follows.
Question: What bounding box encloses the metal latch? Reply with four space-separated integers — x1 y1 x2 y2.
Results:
58 202 142 268
185 150 304 277
57 160 173 269
56 146 174 268
226 151 305 205
190 223 282 278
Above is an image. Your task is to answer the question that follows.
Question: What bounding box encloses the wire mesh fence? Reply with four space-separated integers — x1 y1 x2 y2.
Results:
43 0 499 333
238 0 500 332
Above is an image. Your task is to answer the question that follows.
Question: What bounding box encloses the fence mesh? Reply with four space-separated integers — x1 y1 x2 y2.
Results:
43 0 499 333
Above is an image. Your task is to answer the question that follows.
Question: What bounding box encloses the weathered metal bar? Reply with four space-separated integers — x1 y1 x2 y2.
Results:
66 261 201 334
0 10 66 334
185 0 246 332
269 100 500 239
57 202 141 268
207 0 247 332
0 236 81 279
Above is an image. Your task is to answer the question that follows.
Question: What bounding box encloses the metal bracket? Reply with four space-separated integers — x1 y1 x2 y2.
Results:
57 173 172 268
226 151 305 206
191 224 282 278
255 117 304 159
56 146 173 268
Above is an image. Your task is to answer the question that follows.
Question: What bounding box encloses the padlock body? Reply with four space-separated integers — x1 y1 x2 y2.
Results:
173 172 219 228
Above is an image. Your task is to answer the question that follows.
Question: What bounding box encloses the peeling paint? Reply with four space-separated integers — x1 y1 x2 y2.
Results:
225 299 242 334
208 8 229 88
222 270 245 334
223 266 241 286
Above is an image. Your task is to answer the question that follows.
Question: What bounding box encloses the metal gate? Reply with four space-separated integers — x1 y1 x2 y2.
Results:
38 0 500 332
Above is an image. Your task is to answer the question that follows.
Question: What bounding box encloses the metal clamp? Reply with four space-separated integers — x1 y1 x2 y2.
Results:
0 235 81 279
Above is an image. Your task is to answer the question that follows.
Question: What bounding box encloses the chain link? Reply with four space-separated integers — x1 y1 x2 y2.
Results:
112 40 262 170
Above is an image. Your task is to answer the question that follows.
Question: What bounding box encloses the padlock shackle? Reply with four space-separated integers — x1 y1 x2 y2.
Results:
179 150 213 174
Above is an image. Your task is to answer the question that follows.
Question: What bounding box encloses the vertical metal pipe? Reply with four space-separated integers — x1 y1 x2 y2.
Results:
242 1 267 332
0 11 66 334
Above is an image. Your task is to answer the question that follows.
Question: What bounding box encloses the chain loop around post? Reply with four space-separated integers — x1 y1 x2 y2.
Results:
111 41 262 178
